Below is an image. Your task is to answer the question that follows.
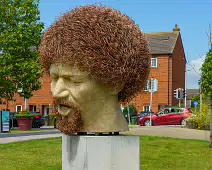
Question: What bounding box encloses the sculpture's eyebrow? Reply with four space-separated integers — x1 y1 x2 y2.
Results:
60 74 89 80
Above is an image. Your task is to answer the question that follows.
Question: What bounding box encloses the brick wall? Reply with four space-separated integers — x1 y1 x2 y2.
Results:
130 55 170 112
0 75 54 114
172 33 186 107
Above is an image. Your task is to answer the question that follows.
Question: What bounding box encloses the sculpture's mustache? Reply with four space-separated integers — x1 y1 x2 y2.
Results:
54 99 76 108
53 98 83 135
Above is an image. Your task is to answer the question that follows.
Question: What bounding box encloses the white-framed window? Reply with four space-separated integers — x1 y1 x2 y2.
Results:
16 105 22 112
144 106 150 112
151 58 158 68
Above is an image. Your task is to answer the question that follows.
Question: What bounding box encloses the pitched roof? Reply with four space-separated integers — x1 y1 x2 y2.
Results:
186 89 199 100
145 32 180 55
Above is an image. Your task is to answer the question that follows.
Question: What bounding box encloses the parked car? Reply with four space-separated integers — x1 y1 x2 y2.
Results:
138 107 193 126
129 111 154 125
137 111 154 120
30 112 45 128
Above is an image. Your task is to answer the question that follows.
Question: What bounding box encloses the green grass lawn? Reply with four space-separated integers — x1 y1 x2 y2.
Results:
0 136 211 170
9 129 41 134
9 129 57 134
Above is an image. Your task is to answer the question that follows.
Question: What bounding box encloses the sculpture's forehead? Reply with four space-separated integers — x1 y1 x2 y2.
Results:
50 63 89 77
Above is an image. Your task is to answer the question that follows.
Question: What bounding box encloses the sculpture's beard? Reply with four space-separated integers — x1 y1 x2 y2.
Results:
53 99 84 135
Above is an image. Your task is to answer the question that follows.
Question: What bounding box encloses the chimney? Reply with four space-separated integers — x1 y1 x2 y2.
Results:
173 24 180 32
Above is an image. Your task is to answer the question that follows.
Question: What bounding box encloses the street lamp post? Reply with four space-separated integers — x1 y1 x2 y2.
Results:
149 79 153 126
199 80 203 116
127 103 132 129
149 78 158 126
185 69 191 107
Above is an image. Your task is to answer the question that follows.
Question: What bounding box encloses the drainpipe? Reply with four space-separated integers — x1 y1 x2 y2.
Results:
168 55 171 106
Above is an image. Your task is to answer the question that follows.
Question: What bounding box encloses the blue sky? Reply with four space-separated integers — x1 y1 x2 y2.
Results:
39 0 212 89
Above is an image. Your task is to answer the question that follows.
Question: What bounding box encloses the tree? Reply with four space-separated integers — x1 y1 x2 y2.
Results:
191 94 206 107
200 50 212 148
0 0 44 108
123 104 138 117
191 94 200 106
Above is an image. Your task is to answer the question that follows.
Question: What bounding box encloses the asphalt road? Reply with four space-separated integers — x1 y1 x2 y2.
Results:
0 130 61 138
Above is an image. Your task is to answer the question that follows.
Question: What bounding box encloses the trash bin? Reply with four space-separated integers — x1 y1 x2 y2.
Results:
131 117 138 125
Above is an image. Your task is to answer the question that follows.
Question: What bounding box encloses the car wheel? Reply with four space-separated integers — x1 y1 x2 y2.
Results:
144 120 151 126
181 119 187 127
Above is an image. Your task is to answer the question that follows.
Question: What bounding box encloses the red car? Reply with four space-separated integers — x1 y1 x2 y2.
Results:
138 108 192 126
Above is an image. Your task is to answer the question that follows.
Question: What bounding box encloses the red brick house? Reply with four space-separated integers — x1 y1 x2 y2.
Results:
129 24 186 112
0 25 186 114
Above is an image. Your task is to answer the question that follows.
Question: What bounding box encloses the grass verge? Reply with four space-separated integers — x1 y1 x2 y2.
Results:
9 129 41 134
0 136 211 170
9 129 58 134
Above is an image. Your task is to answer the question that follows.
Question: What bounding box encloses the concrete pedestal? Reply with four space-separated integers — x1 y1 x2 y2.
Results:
62 135 140 170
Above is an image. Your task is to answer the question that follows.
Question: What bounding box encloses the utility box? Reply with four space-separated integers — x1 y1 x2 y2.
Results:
0 111 10 133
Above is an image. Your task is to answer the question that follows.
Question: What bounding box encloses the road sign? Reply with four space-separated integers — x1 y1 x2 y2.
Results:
193 101 198 107
148 78 158 92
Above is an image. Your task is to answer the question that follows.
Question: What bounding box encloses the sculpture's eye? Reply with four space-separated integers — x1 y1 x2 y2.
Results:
72 76 84 84
73 81 82 85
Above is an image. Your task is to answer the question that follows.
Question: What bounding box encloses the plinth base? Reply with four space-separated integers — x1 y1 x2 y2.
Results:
62 135 140 170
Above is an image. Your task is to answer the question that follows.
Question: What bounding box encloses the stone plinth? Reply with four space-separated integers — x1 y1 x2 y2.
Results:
62 135 140 170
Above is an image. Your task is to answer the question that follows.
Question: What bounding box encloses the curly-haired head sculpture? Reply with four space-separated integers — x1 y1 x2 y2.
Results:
39 5 151 135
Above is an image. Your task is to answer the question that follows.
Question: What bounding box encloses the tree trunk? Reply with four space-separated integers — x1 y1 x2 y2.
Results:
6 99 9 111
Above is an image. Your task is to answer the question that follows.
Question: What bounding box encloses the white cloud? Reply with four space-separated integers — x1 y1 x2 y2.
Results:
186 56 205 89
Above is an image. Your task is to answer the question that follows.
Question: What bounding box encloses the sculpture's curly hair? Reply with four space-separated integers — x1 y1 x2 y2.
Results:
39 5 151 102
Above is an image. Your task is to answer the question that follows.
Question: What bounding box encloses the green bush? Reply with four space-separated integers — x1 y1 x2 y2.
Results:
123 104 137 117
49 113 56 118
14 111 34 118
186 103 210 130
122 104 138 125
186 113 210 130
46 113 57 126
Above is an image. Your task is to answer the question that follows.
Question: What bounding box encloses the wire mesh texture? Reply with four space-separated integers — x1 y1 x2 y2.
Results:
39 4 151 103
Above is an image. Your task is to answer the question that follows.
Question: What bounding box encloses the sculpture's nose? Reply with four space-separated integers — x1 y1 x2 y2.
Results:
52 78 69 99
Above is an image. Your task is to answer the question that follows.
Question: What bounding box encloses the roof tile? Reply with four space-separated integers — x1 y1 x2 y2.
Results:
145 32 179 54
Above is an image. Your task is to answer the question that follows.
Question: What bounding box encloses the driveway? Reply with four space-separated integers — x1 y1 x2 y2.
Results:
122 126 210 141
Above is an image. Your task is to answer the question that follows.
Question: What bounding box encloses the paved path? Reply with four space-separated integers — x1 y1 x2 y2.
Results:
0 130 61 138
122 126 210 141
0 134 62 144
0 126 210 144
